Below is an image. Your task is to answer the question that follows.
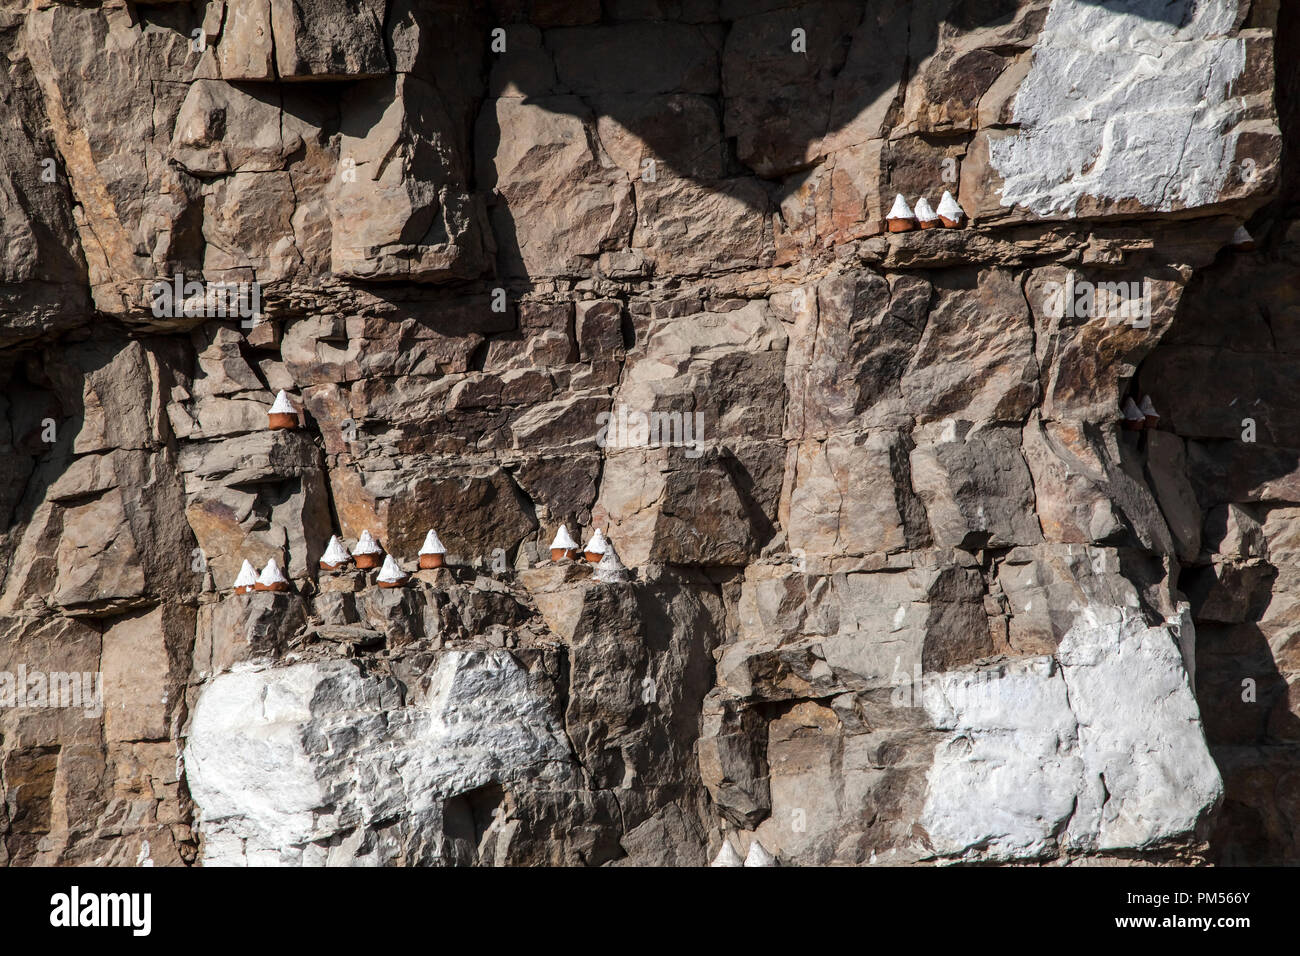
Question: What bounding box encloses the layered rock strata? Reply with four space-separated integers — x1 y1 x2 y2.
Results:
0 0 1296 866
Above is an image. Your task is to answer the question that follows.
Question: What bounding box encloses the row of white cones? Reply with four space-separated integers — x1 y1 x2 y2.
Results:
549 524 628 583
233 524 629 592
1123 395 1160 431
711 839 777 867
887 191 966 231
233 529 444 593
232 557 291 594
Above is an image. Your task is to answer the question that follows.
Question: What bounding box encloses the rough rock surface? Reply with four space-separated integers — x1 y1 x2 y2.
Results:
0 0 1296 867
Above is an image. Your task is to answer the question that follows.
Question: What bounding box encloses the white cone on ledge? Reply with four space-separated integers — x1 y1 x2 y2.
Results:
376 554 408 588
914 196 939 229
886 193 915 232
1122 397 1144 431
320 535 351 571
594 542 629 583
353 529 383 569
233 559 258 594
549 524 579 561
268 390 298 430
1139 395 1159 429
255 558 289 592
937 190 966 228
744 840 777 867
419 529 447 569
710 841 743 867
583 527 608 563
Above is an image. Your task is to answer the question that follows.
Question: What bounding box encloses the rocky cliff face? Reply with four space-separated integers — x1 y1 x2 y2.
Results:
1 0 1296 867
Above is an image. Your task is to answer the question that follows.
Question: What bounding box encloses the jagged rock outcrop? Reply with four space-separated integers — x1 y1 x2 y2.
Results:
1 0 1297 868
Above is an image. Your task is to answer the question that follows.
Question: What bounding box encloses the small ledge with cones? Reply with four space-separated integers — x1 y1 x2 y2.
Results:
710 838 777 867
885 191 966 234
538 525 634 584
229 523 638 600
1122 394 1160 432
255 559 289 593
311 530 472 591
231 558 292 594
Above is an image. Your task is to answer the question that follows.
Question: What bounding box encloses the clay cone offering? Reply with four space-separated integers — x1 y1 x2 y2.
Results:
1139 395 1160 430
710 841 743 867
376 554 408 589
594 541 629 583
886 193 916 232
913 197 939 230
1122 397 1145 431
744 840 777 867
319 535 351 571
255 558 289 592
937 191 966 228
233 559 258 595
549 524 579 562
583 527 608 563
352 529 383 569
418 529 447 569
268 390 298 430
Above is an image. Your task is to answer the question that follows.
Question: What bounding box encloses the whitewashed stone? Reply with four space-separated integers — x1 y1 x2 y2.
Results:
920 605 1221 861
988 0 1249 216
185 652 577 865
